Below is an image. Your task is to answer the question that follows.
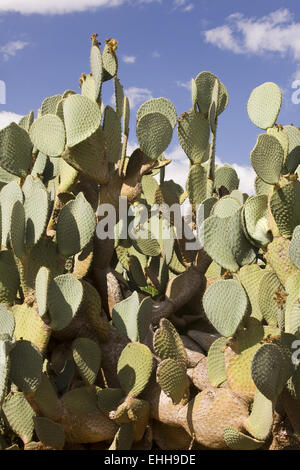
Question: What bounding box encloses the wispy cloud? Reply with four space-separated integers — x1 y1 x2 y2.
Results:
0 111 23 129
204 8 300 61
176 80 191 91
0 0 159 15
173 0 194 13
122 55 136 64
152 51 161 58
125 87 153 108
0 41 29 60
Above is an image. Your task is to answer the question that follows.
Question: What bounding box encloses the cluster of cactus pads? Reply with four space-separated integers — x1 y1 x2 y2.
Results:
0 34 300 451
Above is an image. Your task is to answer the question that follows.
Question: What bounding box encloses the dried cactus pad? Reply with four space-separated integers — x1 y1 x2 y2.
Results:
247 82 282 130
117 343 153 397
203 279 249 337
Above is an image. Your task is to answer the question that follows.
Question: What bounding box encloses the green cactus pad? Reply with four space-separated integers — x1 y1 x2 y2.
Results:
123 96 130 135
251 343 293 401
97 388 125 412
35 267 50 318
137 97 177 129
132 232 161 257
137 112 173 161
283 125 300 172
9 340 43 393
242 195 271 247
0 340 9 406
214 166 239 193
0 251 19 306
194 71 229 115
238 265 264 321
199 212 256 272
114 77 124 118
254 176 272 196
224 427 264 450
41 94 62 116
48 274 83 331
211 196 241 218
90 44 103 100
2 392 35 444
157 180 184 206
285 273 300 334
63 94 102 147
23 176 49 247
203 279 248 337
153 318 187 367
102 42 118 82
142 175 159 206
128 255 147 287
177 112 210 163
156 358 189 404
19 110 34 132
109 423 134 451
0 304 15 339
33 373 62 421
22 238 64 294
112 291 152 343
57 192 96 257
10 200 26 259
289 225 300 270
117 343 153 397
244 390 273 441
250 134 284 184
103 106 122 163
207 337 227 387
29 114 66 157
258 271 283 325
72 337 101 385
63 127 106 182
186 164 207 205
270 181 300 238
247 82 282 130
0 122 32 177
34 417 65 450
265 237 297 285
81 74 97 102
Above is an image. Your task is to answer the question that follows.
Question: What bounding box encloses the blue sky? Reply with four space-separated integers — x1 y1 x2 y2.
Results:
1 0 300 193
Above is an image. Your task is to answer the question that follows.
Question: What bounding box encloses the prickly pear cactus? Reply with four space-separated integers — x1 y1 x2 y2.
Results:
0 34 299 451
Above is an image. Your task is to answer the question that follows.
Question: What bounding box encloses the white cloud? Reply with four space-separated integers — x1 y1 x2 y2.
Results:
0 41 29 60
0 111 23 129
0 0 159 15
163 147 255 195
204 8 300 60
125 87 153 108
122 55 136 64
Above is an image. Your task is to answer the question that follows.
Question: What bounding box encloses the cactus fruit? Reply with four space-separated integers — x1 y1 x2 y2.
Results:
0 34 300 450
